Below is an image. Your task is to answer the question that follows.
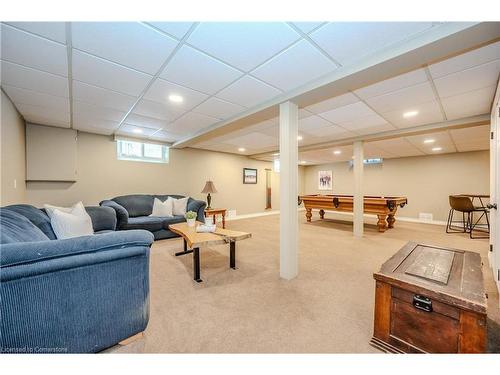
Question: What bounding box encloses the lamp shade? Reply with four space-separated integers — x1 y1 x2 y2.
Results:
201 181 218 194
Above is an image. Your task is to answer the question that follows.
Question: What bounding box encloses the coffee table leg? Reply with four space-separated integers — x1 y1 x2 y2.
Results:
193 247 202 282
175 238 193 256
230 242 236 269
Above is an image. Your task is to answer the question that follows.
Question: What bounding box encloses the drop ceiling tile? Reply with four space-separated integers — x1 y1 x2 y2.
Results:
224 132 278 148
354 68 428 99
72 50 152 96
365 81 436 114
1 23 68 76
3 84 69 112
450 125 490 143
168 112 219 134
72 81 137 112
455 142 490 152
216 75 282 108
369 138 425 157
74 120 120 135
73 101 127 122
428 41 500 78
252 40 337 91
5 22 66 43
382 100 444 128
133 98 184 121
299 114 333 134
338 114 395 135
305 92 359 114
160 45 242 94
149 129 181 142
143 78 208 111
192 97 246 119
433 60 500 98
310 22 434 66
405 131 456 153
441 85 496 120
307 125 354 139
187 22 300 71
118 124 160 137
123 113 166 130
319 101 376 124
72 22 178 74
17 102 70 128
291 22 326 34
146 22 194 39
1 60 69 97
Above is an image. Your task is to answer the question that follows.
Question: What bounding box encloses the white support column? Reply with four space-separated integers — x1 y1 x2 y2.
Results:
279 101 299 280
353 141 364 238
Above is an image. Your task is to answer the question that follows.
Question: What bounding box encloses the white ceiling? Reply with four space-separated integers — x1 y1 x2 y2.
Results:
0 22 498 157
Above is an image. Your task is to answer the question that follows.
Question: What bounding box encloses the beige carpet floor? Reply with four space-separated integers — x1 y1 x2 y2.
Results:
105 213 500 353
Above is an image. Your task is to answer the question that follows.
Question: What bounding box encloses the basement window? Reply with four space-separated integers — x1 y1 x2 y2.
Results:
117 139 169 164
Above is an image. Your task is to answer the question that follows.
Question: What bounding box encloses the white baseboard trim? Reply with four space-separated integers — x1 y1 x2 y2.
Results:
224 207 446 226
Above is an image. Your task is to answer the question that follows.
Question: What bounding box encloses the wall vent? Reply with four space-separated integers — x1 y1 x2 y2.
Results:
419 213 433 222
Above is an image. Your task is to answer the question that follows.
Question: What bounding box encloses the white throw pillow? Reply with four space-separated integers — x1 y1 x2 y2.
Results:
150 197 173 217
172 197 189 216
44 202 94 239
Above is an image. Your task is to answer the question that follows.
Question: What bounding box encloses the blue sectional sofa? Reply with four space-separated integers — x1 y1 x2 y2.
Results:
100 194 206 240
0 204 153 353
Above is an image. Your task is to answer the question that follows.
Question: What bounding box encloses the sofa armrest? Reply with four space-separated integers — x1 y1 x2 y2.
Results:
100 200 129 230
187 198 206 223
85 206 117 232
0 230 154 276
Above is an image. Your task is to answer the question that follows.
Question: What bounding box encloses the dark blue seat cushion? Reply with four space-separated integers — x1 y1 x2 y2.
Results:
4 204 57 239
126 215 186 232
0 209 50 244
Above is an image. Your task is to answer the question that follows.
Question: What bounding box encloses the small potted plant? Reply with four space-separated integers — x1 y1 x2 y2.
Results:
185 211 197 227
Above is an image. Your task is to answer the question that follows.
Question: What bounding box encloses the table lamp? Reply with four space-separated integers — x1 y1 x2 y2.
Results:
201 181 217 210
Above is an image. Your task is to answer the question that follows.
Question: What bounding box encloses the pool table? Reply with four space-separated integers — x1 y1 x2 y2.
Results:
299 194 408 232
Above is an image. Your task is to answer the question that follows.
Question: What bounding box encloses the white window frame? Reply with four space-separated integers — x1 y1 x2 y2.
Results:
116 139 169 164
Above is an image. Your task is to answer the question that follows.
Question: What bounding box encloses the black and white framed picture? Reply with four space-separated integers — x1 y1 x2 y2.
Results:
318 170 332 190
243 168 258 184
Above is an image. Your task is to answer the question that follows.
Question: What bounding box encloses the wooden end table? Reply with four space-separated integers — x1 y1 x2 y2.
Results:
169 222 251 283
204 208 227 228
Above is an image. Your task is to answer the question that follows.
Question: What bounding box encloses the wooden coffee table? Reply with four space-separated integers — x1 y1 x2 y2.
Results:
169 222 251 283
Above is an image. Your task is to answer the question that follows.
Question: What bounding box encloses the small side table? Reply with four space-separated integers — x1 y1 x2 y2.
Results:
204 208 227 229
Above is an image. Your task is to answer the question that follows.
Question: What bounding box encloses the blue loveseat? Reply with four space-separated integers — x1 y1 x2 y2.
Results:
100 194 206 240
0 204 153 353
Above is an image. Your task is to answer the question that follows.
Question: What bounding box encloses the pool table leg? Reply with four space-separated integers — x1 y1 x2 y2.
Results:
387 213 396 229
319 209 325 219
306 208 312 222
377 214 387 232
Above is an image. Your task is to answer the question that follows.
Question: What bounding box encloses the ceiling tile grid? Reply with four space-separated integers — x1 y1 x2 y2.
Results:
71 22 178 75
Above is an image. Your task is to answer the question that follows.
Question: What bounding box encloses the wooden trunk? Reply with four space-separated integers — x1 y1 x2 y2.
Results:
371 242 487 353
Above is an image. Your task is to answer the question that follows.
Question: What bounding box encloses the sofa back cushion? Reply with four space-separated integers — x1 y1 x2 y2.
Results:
112 195 155 217
0 209 50 244
4 204 57 239
112 195 187 217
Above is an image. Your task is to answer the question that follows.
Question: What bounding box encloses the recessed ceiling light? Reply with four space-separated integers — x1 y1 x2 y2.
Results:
403 110 419 118
432 147 442 152
297 135 303 141
333 150 342 155
424 139 435 144
238 147 246 152
168 94 184 103
132 128 143 134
